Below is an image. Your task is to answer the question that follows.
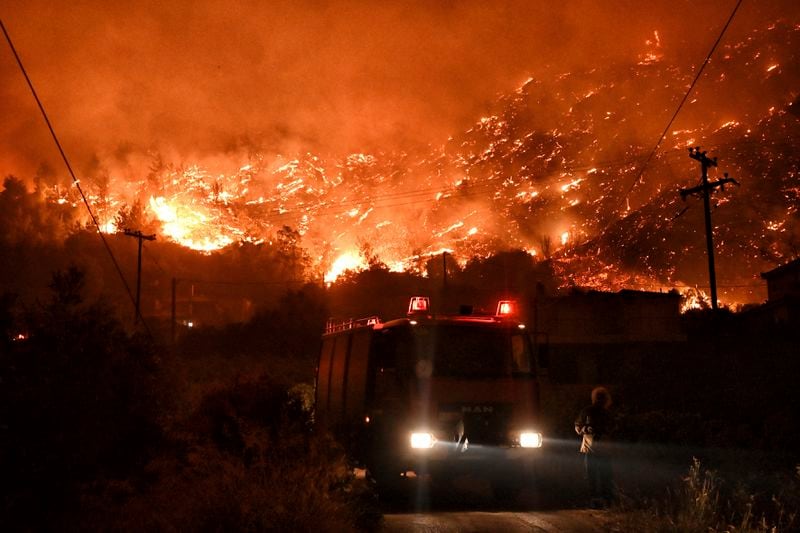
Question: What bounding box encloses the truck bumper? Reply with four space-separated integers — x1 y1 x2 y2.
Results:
401 442 541 476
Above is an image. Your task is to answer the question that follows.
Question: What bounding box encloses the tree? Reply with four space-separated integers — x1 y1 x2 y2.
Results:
358 238 385 270
0 266 163 528
276 225 310 277
538 234 553 259
0 176 74 245
114 199 155 234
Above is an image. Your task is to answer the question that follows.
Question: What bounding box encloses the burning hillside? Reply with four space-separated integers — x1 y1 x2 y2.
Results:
5 14 800 306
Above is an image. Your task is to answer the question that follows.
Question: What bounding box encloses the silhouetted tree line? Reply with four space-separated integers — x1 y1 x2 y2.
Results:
0 176 317 325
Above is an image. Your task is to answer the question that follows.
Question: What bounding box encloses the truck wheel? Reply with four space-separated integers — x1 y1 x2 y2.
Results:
367 462 406 503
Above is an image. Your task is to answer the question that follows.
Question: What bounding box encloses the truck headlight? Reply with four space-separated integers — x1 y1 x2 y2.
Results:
410 432 436 449
519 431 543 448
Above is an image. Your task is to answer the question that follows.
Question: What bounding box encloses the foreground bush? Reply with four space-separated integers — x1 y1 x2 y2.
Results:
84 430 375 531
82 375 380 531
613 459 799 532
1 269 377 531
0 268 163 529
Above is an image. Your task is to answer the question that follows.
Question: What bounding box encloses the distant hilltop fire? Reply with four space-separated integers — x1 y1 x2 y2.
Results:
26 20 800 306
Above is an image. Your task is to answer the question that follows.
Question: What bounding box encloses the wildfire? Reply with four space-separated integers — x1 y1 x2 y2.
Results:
638 30 664 65
325 251 367 284
20 17 796 309
679 288 705 312
149 196 234 252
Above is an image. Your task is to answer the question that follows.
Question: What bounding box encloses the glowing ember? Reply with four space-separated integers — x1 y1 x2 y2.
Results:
560 178 584 192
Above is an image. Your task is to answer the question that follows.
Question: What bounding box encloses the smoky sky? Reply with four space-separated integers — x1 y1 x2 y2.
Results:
1 0 797 179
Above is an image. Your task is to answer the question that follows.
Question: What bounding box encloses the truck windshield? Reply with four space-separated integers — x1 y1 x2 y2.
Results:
377 324 530 378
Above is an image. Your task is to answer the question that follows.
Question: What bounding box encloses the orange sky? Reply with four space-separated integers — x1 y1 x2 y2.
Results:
1 0 798 180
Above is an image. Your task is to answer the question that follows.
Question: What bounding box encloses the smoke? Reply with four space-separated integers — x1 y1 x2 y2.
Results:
2 0 795 179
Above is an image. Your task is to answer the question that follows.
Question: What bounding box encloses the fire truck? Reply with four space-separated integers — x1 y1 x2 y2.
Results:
315 296 546 498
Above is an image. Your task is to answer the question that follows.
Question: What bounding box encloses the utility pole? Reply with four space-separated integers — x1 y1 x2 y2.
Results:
679 147 739 311
442 251 448 289
123 229 156 324
171 277 177 344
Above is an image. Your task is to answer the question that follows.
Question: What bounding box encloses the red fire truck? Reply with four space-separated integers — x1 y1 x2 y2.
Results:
315 296 546 498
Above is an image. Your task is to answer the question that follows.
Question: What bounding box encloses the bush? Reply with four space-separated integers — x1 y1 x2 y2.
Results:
0 267 163 528
80 370 379 530
613 459 799 532
89 430 373 532
1 270 377 531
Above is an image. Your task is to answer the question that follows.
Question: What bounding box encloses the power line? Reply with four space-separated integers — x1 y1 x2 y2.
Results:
179 277 308 286
222 129 796 225
621 0 745 204
248 152 685 224
117 128 792 254
1 19 151 335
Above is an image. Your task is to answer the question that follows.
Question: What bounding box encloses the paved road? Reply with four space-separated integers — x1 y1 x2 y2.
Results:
373 445 620 532
383 509 612 532
374 463 614 533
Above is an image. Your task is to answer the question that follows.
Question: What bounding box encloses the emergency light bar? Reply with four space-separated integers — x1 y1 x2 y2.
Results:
408 296 430 315
496 300 516 316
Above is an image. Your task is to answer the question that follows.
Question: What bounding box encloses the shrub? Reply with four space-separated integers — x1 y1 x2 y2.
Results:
82 377 381 531
96 430 373 532
613 459 799 532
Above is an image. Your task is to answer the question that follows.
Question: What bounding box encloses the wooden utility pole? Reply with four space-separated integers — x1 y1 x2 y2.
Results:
442 251 448 289
123 229 156 324
171 277 177 344
680 147 738 311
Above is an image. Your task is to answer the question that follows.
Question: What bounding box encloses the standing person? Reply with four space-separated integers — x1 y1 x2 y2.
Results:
574 386 614 508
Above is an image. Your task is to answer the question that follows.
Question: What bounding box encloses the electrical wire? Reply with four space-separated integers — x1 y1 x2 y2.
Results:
620 0 745 204
232 132 795 225
1 19 151 335
218 124 797 226
179 277 308 286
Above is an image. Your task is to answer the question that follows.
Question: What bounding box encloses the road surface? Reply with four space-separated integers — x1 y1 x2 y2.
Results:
383 509 612 532
372 458 615 533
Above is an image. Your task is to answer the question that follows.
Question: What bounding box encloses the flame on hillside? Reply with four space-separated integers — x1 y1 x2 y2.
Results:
27 19 800 299
149 196 235 252
325 252 366 284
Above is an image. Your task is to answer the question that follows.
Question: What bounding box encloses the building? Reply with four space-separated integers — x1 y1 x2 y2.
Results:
761 257 800 302
752 258 800 328
533 288 684 344
531 288 685 384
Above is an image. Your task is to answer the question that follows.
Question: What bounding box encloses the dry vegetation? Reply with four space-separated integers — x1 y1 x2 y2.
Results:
612 458 799 532
0 267 379 531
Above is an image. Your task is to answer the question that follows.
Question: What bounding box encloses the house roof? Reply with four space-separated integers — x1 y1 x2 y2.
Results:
761 257 800 280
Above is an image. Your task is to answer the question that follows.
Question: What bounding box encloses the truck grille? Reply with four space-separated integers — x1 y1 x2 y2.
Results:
439 403 512 446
